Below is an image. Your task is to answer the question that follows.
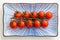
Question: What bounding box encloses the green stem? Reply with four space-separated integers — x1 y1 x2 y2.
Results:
10 17 42 21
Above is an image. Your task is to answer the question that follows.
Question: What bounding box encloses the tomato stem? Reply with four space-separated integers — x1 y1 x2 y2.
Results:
11 17 43 21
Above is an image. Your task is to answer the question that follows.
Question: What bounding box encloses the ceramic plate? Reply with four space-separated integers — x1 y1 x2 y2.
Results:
3 3 58 37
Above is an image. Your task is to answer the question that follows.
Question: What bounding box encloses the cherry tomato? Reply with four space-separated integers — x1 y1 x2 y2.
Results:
26 20 33 28
30 11 37 18
34 20 41 28
23 11 30 18
9 20 17 29
45 11 52 19
14 11 22 18
38 11 45 18
41 20 48 28
18 20 25 29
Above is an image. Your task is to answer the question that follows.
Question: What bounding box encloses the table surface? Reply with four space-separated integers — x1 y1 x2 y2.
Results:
0 0 60 40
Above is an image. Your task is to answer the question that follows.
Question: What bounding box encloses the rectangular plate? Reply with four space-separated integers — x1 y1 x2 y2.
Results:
3 3 58 37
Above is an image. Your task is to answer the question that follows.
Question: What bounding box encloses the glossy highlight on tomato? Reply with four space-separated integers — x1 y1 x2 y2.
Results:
38 11 45 18
18 20 25 29
14 11 22 18
23 11 30 18
41 20 48 28
45 11 52 19
30 11 37 18
9 20 17 29
26 20 33 28
34 20 41 28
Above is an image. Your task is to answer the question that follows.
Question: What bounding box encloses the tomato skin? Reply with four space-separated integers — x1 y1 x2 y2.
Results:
23 11 30 18
34 20 41 28
10 20 17 29
45 12 52 19
18 20 25 29
14 11 22 18
30 11 37 18
41 20 48 28
26 20 33 28
38 11 45 18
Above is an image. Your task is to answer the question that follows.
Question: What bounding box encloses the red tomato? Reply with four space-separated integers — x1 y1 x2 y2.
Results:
41 20 48 28
34 20 41 28
18 20 25 29
14 11 22 18
38 11 45 18
45 11 52 19
23 11 30 18
9 20 17 29
30 11 37 18
26 20 33 28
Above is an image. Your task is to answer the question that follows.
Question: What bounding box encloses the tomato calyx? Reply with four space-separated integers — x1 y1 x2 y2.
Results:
16 11 19 13
31 13 34 16
30 11 37 18
23 11 26 15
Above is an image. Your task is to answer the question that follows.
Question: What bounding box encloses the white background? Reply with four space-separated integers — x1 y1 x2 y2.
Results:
0 0 60 40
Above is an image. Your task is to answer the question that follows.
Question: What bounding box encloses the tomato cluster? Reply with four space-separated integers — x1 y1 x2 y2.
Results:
9 11 53 29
